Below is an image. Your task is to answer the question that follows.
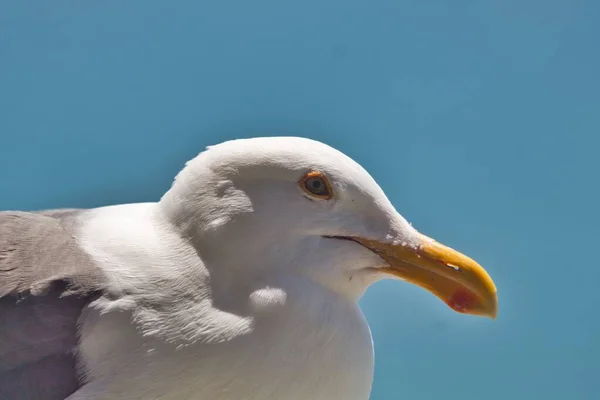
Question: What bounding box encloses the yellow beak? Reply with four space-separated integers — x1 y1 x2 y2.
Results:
356 233 498 318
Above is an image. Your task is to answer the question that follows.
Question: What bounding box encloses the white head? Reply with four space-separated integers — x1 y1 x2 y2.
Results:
160 137 497 315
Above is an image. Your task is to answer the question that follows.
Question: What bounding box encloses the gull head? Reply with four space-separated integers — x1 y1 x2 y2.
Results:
160 137 497 318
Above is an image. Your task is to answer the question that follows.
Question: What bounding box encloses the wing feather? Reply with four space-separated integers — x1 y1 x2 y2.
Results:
0 210 104 400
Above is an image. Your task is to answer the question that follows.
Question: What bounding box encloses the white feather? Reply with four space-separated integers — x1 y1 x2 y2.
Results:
68 137 418 399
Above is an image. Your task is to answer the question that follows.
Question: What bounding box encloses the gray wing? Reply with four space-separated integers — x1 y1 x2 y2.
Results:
0 210 105 400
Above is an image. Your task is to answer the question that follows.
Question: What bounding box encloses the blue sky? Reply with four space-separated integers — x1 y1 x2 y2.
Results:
1 1 598 398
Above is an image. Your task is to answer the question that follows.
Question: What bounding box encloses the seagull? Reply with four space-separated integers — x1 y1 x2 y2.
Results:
0 137 497 400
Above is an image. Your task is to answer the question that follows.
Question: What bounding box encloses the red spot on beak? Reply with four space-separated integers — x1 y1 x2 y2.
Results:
447 289 477 313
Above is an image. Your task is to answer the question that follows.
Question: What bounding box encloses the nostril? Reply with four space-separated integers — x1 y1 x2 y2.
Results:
446 263 461 271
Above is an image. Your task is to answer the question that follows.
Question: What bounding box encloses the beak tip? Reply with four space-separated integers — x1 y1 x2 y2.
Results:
488 294 499 320
478 291 498 320
446 287 498 319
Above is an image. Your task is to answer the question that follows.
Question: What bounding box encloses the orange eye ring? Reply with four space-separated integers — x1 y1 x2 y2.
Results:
298 171 333 200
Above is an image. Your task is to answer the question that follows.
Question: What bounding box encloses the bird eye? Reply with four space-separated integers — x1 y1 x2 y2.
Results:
298 171 332 200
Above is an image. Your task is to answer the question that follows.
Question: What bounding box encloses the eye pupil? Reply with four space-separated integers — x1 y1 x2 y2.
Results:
305 176 329 196
299 173 332 199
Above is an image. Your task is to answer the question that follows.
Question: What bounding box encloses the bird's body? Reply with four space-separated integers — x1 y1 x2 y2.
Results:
1 204 372 400
0 137 497 399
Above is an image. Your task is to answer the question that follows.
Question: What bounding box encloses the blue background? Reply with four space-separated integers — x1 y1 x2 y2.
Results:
1 1 598 399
